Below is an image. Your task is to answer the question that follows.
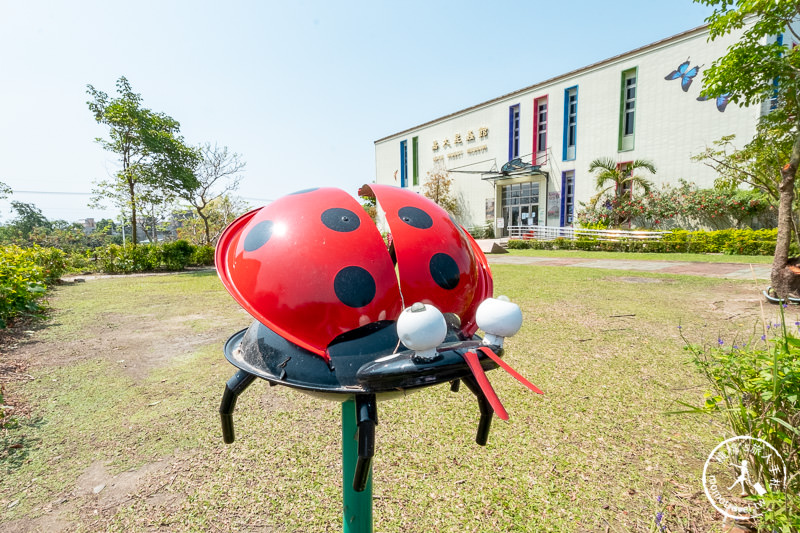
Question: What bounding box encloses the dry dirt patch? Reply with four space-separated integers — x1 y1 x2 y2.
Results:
2 458 179 533
7 303 247 382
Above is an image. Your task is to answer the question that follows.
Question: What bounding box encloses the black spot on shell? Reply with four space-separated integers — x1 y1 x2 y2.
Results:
398 206 433 229
321 208 360 232
334 266 376 308
429 253 460 290
289 188 319 195
244 220 274 251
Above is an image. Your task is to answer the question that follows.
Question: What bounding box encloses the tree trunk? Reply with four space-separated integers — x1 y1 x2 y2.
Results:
771 133 800 298
128 179 138 246
201 212 211 245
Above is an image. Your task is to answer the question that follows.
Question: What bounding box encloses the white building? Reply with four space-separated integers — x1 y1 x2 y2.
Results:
374 22 777 237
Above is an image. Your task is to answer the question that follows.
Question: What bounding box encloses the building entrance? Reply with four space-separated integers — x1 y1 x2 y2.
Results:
500 182 539 237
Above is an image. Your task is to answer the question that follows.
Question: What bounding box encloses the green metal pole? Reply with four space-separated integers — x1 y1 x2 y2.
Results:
342 397 373 533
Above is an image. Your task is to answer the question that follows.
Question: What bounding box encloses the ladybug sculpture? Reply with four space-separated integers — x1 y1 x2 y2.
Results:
216 184 542 492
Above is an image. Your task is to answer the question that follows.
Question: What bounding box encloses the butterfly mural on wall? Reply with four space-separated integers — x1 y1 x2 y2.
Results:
664 59 701 92
665 57 732 113
697 93 731 112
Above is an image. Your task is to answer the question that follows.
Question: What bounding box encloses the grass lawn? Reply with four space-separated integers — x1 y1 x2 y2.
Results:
506 248 774 264
0 266 775 531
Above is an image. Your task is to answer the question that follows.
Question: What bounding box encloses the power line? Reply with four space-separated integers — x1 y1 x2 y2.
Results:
11 190 273 202
12 190 92 195
239 197 275 203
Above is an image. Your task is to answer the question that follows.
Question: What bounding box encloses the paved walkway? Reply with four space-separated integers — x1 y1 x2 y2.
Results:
486 255 771 280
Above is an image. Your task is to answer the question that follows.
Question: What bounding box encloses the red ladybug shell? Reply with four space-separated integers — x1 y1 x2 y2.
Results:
363 184 492 336
216 188 402 361
216 185 493 362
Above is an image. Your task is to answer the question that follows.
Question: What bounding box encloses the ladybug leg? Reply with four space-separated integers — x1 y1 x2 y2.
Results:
460 374 494 446
476 347 544 395
353 394 377 492
462 350 509 421
219 369 257 444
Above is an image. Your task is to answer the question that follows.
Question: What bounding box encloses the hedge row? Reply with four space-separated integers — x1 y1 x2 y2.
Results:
0 241 216 327
508 228 789 256
92 241 215 274
0 245 67 327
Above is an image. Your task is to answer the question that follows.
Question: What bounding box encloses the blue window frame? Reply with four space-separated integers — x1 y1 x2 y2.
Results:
412 136 419 186
562 86 578 161
508 104 520 160
400 140 408 187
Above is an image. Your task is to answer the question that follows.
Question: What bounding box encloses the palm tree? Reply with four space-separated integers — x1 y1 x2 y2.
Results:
588 157 656 226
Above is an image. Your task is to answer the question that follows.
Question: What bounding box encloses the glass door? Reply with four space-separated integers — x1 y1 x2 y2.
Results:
500 181 541 237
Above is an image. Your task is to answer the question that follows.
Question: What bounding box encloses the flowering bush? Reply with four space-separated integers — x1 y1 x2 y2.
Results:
681 311 800 531
577 181 773 230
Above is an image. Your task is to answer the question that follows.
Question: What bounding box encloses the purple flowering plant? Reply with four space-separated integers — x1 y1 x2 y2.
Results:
678 307 800 529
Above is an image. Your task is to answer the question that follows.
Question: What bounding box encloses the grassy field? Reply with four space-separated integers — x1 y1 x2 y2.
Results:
506 248 774 264
0 265 774 531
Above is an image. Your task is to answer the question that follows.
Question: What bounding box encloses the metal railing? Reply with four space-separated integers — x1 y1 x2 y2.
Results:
506 226 670 241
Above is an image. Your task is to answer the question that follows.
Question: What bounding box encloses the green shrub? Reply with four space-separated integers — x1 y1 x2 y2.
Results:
28 246 67 284
94 241 212 273
682 313 800 531
161 240 193 271
65 250 95 273
506 228 780 256
191 245 215 266
467 222 495 239
506 239 529 249
0 245 49 327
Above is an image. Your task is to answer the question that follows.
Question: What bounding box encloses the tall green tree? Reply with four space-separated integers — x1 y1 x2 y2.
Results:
588 157 656 226
0 181 11 218
87 76 199 244
697 0 800 297
7 201 51 238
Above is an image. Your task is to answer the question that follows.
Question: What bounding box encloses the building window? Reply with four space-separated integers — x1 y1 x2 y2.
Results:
508 104 520 160
561 171 574 226
412 136 419 186
400 140 408 188
563 87 577 160
534 96 547 164
619 68 637 151
771 34 783 111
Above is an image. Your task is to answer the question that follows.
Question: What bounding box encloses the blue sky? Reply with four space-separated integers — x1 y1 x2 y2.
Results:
0 0 716 222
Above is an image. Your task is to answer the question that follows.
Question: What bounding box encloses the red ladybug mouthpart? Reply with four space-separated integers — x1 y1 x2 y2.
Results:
216 185 492 362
